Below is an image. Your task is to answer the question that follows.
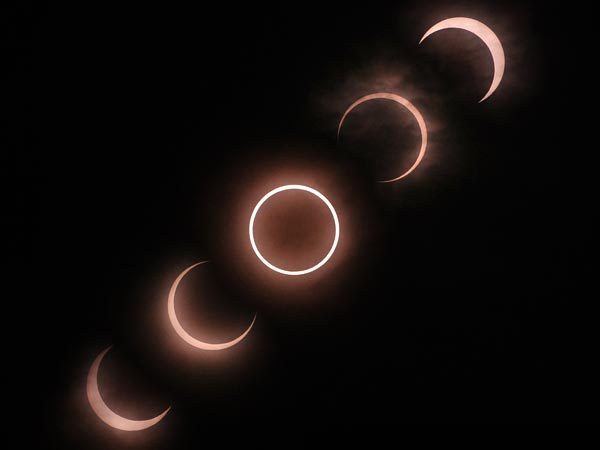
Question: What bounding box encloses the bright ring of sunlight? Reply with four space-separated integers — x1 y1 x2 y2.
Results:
249 184 340 276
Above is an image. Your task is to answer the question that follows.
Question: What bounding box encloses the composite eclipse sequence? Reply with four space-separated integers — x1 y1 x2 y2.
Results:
80 15 509 430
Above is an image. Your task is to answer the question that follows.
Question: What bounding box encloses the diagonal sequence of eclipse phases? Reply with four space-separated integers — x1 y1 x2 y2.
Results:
84 16 506 431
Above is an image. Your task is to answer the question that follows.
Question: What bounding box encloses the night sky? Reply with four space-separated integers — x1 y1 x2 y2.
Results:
9 0 599 442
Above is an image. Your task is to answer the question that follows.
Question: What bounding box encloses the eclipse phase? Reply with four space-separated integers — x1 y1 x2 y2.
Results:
249 184 340 276
419 17 505 102
168 262 256 350
338 93 428 183
86 347 170 432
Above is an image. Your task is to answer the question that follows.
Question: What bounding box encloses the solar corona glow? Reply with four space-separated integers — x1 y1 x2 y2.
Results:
168 261 256 350
249 184 340 276
86 347 171 431
338 93 428 183
420 17 505 102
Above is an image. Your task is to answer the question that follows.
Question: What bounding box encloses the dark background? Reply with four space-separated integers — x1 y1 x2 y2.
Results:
7 0 598 442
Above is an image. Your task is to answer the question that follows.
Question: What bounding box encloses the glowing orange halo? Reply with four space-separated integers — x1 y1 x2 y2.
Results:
249 184 340 276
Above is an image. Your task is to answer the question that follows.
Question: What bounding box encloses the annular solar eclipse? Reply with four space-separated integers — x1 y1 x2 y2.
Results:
83 15 506 432
249 184 340 276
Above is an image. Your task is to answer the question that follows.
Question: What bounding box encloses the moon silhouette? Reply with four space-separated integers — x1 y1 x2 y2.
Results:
249 184 340 275
168 262 256 350
419 17 505 102
337 93 428 183
86 346 170 432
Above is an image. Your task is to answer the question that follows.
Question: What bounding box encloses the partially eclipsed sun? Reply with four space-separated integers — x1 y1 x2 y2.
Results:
86 346 170 431
420 17 505 102
168 262 256 350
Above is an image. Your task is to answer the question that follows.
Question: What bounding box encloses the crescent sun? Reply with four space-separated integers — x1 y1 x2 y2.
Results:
168 261 256 350
86 346 171 432
337 93 428 183
419 17 505 102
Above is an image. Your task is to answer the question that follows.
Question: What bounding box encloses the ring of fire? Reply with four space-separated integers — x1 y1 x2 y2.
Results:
249 184 340 276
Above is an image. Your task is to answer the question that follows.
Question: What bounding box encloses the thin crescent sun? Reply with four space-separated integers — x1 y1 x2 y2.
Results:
86 346 170 432
419 17 505 102
337 93 428 183
167 262 256 350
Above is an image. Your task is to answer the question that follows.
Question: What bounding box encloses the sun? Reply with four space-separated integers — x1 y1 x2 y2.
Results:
249 184 340 276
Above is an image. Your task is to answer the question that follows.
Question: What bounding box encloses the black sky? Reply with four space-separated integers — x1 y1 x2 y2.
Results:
8 0 599 441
